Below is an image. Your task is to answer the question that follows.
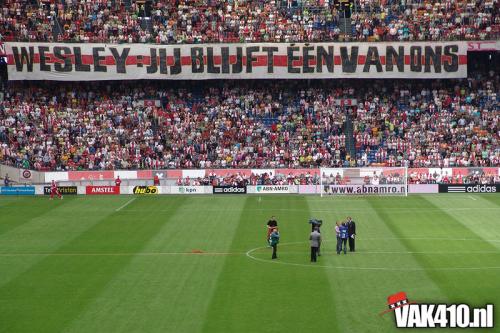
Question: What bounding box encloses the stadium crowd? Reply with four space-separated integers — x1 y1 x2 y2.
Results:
1 72 498 172
408 170 500 184
353 73 499 168
1 0 498 43
177 171 319 186
181 169 500 186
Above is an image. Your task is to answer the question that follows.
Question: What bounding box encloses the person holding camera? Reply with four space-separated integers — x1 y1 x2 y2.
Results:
309 218 322 255
310 227 321 262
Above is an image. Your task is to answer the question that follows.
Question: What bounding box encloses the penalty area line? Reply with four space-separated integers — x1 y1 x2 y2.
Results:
468 195 477 201
115 197 136 212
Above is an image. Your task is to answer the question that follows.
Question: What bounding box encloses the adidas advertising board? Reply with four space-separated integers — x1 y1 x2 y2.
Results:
439 184 499 193
213 186 247 194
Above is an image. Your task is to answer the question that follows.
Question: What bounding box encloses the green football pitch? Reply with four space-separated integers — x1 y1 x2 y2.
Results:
0 194 499 333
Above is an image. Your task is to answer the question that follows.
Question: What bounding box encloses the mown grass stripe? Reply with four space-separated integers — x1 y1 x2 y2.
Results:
0 196 69 236
0 197 130 288
202 195 340 333
0 196 187 333
63 195 248 333
479 194 500 207
305 196 450 333
369 195 500 307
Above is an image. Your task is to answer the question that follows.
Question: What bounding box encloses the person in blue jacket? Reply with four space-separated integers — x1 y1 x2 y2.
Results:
338 222 349 255
269 229 280 259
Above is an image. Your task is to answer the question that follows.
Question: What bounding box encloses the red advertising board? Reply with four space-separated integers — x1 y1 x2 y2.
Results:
86 186 120 195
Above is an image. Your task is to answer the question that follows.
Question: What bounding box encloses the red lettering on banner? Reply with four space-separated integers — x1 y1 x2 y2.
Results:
467 41 499 52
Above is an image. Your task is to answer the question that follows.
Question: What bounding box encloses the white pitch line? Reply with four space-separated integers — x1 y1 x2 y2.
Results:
0 251 242 257
265 250 500 255
245 243 500 271
115 197 136 212
124 207 500 213
468 195 477 201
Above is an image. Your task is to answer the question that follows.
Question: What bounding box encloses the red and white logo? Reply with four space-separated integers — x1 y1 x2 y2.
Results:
20 169 32 180
382 292 494 328
86 186 120 195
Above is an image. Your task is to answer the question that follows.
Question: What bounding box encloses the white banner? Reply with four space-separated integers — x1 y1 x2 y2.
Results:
249 185 297 194
170 186 208 194
408 184 439 194
44 171 69 183
467 41 500 52
323 184 407 195
6 41 467 80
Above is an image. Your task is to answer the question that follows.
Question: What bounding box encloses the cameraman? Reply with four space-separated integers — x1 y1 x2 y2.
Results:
309 219 322 255
267 216 278 244
310 227 321 262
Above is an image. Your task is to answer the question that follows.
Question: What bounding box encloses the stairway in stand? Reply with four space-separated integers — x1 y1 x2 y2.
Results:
338 17 353 37
344 113 356 161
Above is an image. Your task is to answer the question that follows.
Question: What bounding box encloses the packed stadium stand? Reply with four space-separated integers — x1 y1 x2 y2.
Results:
1 74 498 172
1 0 498 43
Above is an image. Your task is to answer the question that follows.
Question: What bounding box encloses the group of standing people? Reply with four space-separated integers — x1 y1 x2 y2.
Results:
310 217 356 262
266 216 356 261
335 217 356 255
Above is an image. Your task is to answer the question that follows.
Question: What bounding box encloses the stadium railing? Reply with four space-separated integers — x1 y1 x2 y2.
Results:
1 165 498 196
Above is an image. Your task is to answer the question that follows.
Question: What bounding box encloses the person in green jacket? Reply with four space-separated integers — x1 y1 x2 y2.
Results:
269 229 280 259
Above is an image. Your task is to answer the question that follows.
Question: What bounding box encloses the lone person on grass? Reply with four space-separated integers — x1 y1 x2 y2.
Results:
310 227 321 262
269 228 280 259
